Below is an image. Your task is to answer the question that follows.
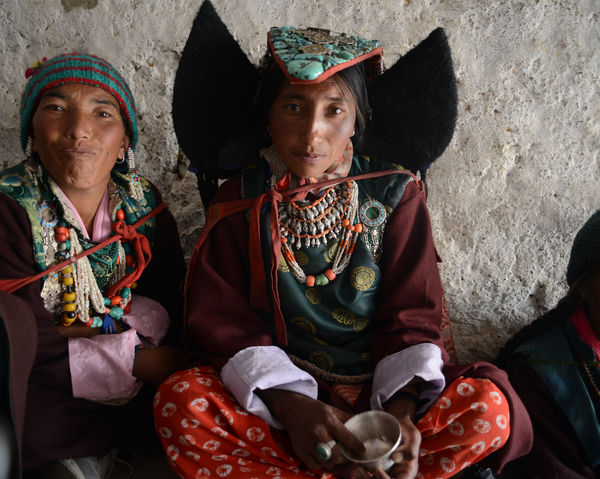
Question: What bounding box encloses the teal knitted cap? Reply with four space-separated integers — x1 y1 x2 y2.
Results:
567 209 600 286
20 52 138 152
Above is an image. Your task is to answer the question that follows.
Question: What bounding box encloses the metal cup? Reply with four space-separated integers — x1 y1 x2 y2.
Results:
338 411 402 472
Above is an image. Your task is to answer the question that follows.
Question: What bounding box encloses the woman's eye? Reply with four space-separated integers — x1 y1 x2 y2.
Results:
97 111 111 118
286 104 301 112
330 107 343 115
44 104 64 111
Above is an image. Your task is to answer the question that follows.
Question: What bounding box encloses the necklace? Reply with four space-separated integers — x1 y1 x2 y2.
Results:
575 351 600 399
55 207 137 329
279 180 362 287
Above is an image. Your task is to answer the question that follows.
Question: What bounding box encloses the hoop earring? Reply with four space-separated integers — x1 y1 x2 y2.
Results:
127 145 144 202
266 126 271 136
116 156 125 164
351 130 355 137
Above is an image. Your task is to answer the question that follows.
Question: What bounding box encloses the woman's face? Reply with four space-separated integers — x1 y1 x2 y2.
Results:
268 77 356 179
31 83 128 195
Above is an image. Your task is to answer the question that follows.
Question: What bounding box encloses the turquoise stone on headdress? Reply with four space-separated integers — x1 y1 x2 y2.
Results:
268 26 383 84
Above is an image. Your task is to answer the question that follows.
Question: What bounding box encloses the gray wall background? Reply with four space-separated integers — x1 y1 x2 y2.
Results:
1 0 598 363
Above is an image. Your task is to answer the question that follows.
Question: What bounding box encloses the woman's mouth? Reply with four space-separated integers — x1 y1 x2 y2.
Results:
61 148 96 157
296 153 325 164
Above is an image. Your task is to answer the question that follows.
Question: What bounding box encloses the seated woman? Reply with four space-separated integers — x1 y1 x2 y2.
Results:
496 210 600 479
155 23 532 479
0 53 186 477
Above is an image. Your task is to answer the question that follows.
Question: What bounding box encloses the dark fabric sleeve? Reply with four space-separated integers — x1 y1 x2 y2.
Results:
500 363 596 479
370 181 447 363
135 184 186 349
0 290 37 478
184 175 274 371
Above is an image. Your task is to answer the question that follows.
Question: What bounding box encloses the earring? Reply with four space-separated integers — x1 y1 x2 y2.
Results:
115 156 125 164
25 137 41 186
351 130 355 137
127 145 144 202
266 126 271 136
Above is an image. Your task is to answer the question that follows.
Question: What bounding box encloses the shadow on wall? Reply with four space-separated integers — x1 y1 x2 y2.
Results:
61 0 98 13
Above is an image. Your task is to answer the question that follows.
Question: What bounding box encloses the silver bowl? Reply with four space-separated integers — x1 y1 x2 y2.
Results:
338 410 402 472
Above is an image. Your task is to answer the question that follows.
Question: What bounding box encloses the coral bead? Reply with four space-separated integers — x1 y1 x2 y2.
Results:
56 233 67 242
64 303 77 312
306 275 316 287
124 304 132 315
324 269 336 281
57 227 68 235
110 296 122 306
82 317 94 327
354 223 363 233
342 219 350 228
125 255 134 267
63 292 76 302
117 210 125 220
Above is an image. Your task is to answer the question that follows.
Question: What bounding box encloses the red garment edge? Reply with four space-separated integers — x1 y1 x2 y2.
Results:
184 169 418 347
0 201 166 294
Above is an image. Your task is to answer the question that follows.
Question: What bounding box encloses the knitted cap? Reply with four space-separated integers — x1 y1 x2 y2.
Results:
20 52 138 152
566 209 600 286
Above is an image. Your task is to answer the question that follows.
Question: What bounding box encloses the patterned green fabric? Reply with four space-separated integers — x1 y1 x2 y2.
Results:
0 162 156 293
510 317 600 468
243 156 410 381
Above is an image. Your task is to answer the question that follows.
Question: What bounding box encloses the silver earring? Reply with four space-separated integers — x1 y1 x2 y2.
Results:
351 130 355 137
116 156 125 164
127 145 144 202
266 126 271 136
24 137 41 186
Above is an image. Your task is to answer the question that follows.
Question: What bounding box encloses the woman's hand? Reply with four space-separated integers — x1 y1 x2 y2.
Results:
257 389 366 471
352 399 421 479
55 320 103 338
133 346 186 389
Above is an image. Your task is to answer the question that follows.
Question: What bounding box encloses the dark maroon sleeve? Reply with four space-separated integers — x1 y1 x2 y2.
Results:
370 181 447 363
500 363 596 479
134 184 186 349
184 175 274 371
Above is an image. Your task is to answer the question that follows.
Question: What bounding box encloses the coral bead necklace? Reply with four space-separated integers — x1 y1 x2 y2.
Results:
56 206 138 329
278 180 361 287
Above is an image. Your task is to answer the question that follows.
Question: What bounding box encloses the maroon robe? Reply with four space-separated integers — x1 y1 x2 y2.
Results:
0 183 186 473
184 173 533 473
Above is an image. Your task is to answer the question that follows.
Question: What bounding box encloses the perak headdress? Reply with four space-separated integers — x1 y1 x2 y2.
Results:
173 1 458 207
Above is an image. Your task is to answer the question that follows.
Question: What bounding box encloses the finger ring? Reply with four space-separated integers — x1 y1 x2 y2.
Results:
316 440 336 460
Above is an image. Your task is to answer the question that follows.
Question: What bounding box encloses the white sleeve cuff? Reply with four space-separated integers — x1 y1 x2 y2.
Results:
221 346 318 429
370 343 445 415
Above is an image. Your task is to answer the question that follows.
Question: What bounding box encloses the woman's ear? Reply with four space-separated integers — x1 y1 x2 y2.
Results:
119 135 130 161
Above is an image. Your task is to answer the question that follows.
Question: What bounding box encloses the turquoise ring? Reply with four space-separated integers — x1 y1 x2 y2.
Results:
316 440 336 460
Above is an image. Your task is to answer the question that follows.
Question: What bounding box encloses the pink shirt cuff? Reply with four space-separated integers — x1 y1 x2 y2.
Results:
69 329 143 401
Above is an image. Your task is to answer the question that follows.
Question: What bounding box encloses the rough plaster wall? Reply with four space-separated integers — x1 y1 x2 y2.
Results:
0 0 598 363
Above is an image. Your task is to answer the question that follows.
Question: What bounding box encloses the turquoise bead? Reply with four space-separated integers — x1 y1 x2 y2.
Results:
92 316 103 328
336 51 355 60
294 53 325 61
58 243 67 251
287 60 324 81
109 307 123 320
122 287 131 299
126 266 134 274
104 297 111 306
315 274 329 286
273 42 287 50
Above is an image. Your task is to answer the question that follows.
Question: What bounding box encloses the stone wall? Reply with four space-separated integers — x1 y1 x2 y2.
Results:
1 0 598 363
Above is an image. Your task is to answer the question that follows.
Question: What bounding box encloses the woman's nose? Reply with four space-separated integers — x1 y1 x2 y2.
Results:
301 112 324 145
65 109 92 139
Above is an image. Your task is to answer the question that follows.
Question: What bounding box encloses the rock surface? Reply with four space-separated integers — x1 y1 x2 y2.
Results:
1 0 598 363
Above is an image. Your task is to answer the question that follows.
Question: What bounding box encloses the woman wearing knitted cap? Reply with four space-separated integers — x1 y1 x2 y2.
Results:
0 53 186 477
496 210 600 479
154 7 532 479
